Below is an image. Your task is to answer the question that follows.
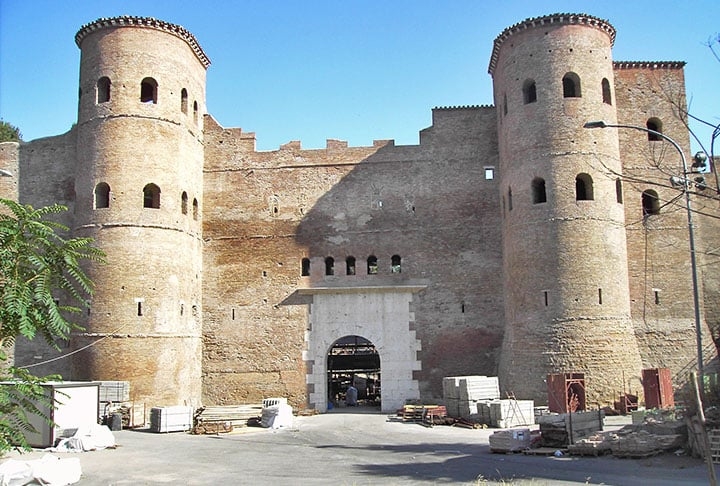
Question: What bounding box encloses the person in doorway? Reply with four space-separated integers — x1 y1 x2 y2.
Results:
345 383 358 407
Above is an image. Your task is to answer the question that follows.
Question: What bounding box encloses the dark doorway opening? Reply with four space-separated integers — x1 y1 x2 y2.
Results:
327 335 380 410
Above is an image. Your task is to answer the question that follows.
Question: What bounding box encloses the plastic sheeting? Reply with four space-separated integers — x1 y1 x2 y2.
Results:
0 454 81 486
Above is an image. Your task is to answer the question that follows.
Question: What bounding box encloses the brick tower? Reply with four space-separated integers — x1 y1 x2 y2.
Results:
71 17 208 406
490 14 643 404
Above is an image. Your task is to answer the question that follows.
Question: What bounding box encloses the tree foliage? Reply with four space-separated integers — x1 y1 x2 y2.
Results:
0 198 104 454
0 121 21 143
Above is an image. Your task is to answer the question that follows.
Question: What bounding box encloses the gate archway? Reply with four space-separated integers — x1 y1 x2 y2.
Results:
327 335 380 409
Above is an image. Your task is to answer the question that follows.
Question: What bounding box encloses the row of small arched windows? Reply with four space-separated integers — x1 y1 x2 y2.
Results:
301 255 402 276
502 73 611 114
507 175 662 217
94 76 200 123
93 182 199 219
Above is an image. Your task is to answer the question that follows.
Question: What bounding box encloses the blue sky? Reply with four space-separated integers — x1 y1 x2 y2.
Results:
1 0 718 152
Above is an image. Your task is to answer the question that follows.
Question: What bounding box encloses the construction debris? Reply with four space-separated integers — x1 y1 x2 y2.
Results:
192 405 263 434
443 376 500 418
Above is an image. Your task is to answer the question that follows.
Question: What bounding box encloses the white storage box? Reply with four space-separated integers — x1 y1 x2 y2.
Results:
149 406 193 433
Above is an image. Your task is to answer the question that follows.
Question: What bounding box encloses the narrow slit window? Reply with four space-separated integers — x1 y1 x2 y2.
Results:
575 174 594 201
181 88 188 114
143 183 161 209
601 78 612 105
192 198 199 220
137 302 143 316
97 77 111 103
598 288 603 305
140 77 158 104
544 291 549 307
616 179 623 204
181 191 188 215
654 289 661 305
367 256 378 275
301 258 310 277
346 256 356 275
522 79 537 104
325 257 334 276
94 182 110 209
507 187 513 211
532 178 546 204
391 255 401 273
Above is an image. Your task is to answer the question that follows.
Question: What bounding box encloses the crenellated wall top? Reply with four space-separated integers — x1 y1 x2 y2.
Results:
613 61 686 70
75 16 211 69
488 13 615 76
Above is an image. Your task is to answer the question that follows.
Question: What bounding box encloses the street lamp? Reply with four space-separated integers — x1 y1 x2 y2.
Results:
584 120 705 380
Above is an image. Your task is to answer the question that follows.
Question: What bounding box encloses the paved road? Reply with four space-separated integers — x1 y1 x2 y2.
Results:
3 410 716 485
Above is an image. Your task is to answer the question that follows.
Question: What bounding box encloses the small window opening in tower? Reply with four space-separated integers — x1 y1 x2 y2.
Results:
232 308 236 320
616 179 623 204
325 257 334 276
598 288 603 305
646 118 663 141
181 191 188 215
522 79 537 104
503 93 508 115
181 88 188 114
143 183 161 209
531 177 547 204
97 77 111 104
301 258 310 277
346 256 356 275
654 289 661 305
601 78 612 105
543 291 549 307
140 77 158 104
192 198 199 220
507 187 513 211
562 72 581 98
137 302 143 316
94 182 110 209
642 189 660 216
193 101 199 123
269 195 279 217
575 174 594 201
484 167 495 180
180 303 184 316
391 255 401 273
461 302 465 313
367 256 378 275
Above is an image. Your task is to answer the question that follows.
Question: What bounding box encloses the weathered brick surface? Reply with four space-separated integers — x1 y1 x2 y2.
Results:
7 13 718 410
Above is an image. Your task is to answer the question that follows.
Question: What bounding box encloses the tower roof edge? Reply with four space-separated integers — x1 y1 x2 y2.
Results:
488 12 615 76
75 16 211 69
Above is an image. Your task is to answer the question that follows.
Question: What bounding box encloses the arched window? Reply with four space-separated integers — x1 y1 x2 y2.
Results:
575 173 594 201
562 72 581 98
140 77 158 104
642 189 660 216
181 89 188 114
601 78 612 105
94 182 110 209
193 101 199 123
325 257 334 276
616 179 623 204
522 79 537 104
181 191 188 215
301 258 310 277
367 256 378 275
97 77 111 103
143 183 161 209
346 256 356 276
646 118 663 141
192 198 199 220
531 178 547 204
391 255 401 273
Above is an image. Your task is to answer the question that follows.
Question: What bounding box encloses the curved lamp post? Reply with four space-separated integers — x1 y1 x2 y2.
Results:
584 120 705 380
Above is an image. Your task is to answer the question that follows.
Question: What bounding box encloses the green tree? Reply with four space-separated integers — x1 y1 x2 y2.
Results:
0 121 22 143
0 199 104 454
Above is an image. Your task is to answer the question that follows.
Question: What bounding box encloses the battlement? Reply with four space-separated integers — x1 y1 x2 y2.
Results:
613 61 686 70
488 12 615 75
75 16 211 68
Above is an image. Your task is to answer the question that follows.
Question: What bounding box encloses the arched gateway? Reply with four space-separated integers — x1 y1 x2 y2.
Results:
291 285 425 412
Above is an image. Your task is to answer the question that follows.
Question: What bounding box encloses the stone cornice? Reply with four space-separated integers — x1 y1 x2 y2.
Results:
488 13 615 76
75 16 210 69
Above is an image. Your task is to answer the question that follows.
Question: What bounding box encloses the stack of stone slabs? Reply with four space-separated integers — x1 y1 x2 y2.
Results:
443 375 500 418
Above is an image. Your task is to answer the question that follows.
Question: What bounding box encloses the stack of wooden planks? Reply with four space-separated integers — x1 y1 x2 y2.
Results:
192 404 263 434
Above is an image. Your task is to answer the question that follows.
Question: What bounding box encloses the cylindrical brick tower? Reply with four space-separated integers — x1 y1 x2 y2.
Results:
490 14 643 405
71 17 208 406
